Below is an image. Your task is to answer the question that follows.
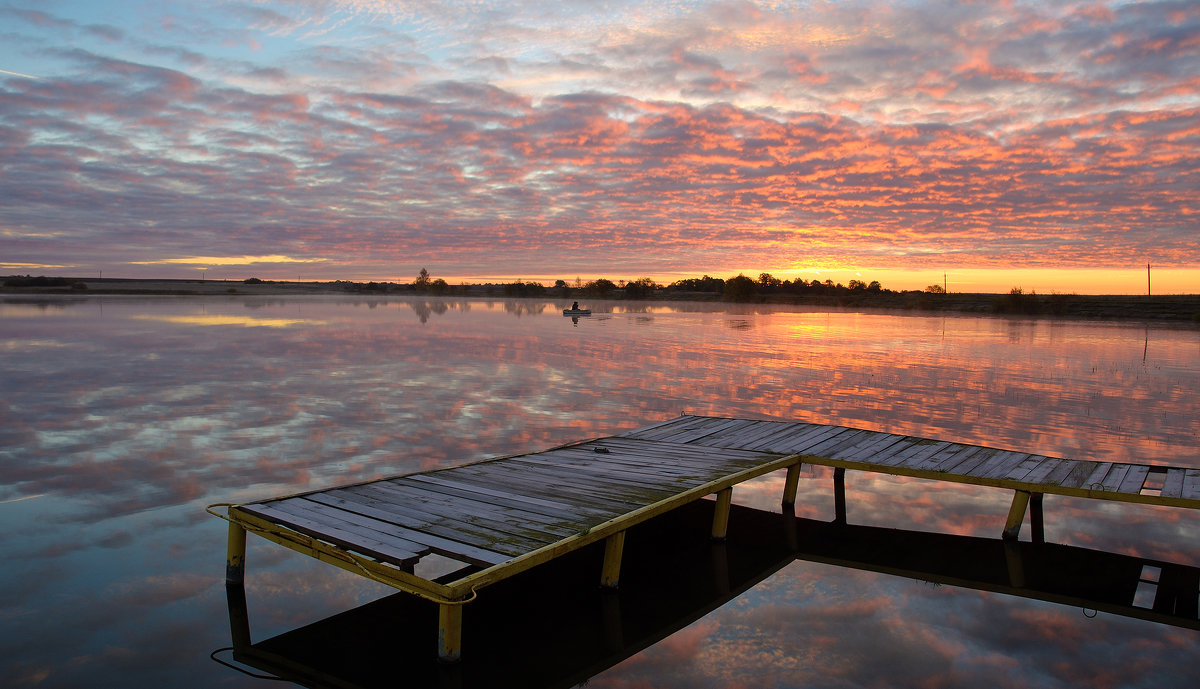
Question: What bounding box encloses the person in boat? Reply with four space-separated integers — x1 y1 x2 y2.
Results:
571 301 579 311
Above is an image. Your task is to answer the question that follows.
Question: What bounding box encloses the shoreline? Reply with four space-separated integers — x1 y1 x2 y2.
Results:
3 277 1198 323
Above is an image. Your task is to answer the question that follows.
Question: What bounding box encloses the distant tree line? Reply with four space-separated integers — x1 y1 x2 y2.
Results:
249 268 902 303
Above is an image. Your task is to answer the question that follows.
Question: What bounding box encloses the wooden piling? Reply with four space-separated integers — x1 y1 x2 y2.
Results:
1003 490 1031 540
712 488 733 540
600 531 626 589
226 522 247 584
438 603 463 662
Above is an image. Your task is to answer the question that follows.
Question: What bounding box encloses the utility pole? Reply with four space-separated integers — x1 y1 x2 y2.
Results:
1147 263 1151 296
944 272 947 294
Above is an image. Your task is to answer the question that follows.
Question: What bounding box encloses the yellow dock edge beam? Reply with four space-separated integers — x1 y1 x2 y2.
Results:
225 506 457 603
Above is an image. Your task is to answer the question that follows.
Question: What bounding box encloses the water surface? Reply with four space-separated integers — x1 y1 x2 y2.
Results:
2 296 1197 688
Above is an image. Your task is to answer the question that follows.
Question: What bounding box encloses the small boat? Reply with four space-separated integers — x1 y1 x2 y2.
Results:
562 308 591 316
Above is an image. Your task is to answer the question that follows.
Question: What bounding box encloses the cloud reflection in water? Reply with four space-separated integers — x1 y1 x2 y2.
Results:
0 295 1197 688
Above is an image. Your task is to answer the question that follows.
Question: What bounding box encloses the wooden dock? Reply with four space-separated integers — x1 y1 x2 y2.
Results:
220 502 1199 689
213 414 1200 661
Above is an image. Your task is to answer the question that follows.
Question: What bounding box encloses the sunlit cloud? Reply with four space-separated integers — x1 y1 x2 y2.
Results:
130 255 329 267
0 1 1196 291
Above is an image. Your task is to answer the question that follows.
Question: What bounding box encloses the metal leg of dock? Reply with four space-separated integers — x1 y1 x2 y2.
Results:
226 522 247 585
712 487 733 541
1003 490 1031 540
782 462 802 508
225 582 252 650
438 603 463 662
1003 540 1027 588
600 531 626 589
1030 493 1045 544
833 468 847 525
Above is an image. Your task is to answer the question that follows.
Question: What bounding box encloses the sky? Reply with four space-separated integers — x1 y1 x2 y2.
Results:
1 1 1197 294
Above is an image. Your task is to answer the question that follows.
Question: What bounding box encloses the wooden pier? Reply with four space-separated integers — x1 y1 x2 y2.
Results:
220 502 1199 689
213 414 1200 661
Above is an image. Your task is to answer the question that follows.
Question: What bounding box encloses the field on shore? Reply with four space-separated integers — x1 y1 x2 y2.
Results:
3 277 1198 322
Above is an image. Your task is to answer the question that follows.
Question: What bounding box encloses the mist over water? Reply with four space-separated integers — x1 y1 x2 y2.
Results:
2 296 1197 688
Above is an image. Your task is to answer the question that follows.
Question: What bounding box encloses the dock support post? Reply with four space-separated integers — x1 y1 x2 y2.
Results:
1003 490 1031 540
1003 540 1027 588
833 468 847 525
782 462 802 508
1030 493 1045 544
226 522 247 585
712 487 733 541
438 603 463 662
225 582 252 650
600 531 626 589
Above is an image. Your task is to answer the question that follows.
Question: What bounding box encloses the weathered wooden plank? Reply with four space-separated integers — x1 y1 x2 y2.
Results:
303 492 513 566
370 480 582 535
705 418 783 445
620 415 713 441
969 449 1026 479
861 437 923 466
1057 460 1106 489
926 446 993 477
549 445 748 478
396 475 589 522
411 470 609 516
1100 464 1133 493
1042 458 1086 486
802 429 875 458
240 502 422 566
999 453 1047 482
882 439 954 468
750 423 842 454
483 457 688 500
720 420 798 449
781 425 857 456
658 417 753 444
266 498 434 554
453 464 654 513
445 464 643 513
744 422 823 452
1161 468 1187 499
339 484 575 548
597 437 780 466
1078 462 1115 490
1117 465 1151 495
404 474 582 517
950 448 1016 477
912 443 976 472
1180 469 1200 500
925 444 986 474
511 452 705 487
838 433 909 463
324 486 551 555
1017 457 1060 485
615 415 693 439
882 440 955 469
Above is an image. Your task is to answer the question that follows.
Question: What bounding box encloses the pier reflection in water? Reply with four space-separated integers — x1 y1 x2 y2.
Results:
3 296 1198 687
221 501 1199 688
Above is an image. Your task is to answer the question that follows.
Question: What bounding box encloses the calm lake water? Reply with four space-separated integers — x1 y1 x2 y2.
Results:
2 295 1198 688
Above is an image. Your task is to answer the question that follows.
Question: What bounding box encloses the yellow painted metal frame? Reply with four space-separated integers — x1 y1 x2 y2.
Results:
215 451 806 662
218 456 806 599
792 454 1200 510
430 453 804 601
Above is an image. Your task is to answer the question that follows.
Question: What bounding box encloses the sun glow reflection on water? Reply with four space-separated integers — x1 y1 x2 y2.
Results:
0 295 1197 688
